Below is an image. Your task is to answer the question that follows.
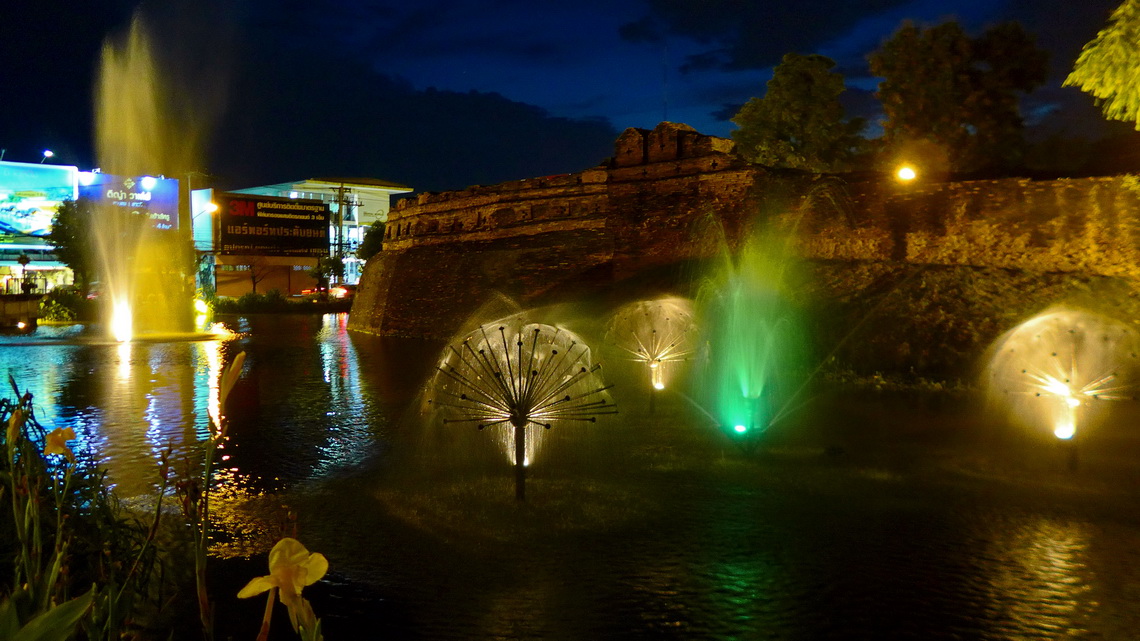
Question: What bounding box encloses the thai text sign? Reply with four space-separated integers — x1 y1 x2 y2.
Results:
78 173 180 231
217 194 330 256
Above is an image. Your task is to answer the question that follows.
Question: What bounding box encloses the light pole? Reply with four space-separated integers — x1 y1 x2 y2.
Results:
39 150 54 164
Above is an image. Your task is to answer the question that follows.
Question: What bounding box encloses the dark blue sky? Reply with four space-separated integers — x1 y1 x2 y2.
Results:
0 0 1124 192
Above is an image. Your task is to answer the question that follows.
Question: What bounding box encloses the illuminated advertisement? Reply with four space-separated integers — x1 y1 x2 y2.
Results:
217 193 329 256
0 161 79 245
78 172 180 231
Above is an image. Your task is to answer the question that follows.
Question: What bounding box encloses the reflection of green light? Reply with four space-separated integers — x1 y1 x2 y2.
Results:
734 424 747 434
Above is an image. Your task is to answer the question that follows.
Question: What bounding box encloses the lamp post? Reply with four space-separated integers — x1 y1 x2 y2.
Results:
39 150 54 164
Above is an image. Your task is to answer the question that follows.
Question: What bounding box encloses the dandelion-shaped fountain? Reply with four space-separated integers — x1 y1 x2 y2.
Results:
428 317 618 500
986 309 1139 469
604 297 698 411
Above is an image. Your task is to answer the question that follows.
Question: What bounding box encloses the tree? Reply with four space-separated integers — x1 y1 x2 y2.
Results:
307 256 345 300
1065 0 1140 129
731 53 866 172
869 21 1048 173
48 198 97 295
356 222 385 261
247 256 274 294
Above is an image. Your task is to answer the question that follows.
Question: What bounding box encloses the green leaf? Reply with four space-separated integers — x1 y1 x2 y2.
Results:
0 596 22 641
12 587 94 641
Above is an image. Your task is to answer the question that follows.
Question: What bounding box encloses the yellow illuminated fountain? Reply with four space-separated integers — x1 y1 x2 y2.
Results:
986 309 1139 465
604 297 699 395
93 17 200 340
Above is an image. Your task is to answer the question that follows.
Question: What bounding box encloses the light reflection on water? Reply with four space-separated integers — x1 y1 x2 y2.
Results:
7 318 1140 638
0 314 381 500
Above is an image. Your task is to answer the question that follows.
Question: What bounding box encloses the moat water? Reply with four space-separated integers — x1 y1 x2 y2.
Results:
5 313 1140 639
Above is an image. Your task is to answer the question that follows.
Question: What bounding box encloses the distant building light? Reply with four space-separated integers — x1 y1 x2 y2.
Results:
289 191 299 199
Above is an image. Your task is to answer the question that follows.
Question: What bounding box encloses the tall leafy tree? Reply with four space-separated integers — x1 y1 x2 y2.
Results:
48 199 96 295
869 21 1048 173
356 222 386 261
731 53 866 172
1065 0 1140 129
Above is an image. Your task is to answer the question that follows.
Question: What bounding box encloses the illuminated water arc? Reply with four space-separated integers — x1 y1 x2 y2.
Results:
986 309 1139 443
604 298 699 394
692 225 810 446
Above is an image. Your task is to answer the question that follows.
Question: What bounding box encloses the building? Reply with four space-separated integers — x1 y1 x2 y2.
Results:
1 159 412 299
226 177 412 286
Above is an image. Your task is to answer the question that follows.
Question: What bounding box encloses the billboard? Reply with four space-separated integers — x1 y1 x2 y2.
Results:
0 161 78 246
78 172 180 231
216 193 329 256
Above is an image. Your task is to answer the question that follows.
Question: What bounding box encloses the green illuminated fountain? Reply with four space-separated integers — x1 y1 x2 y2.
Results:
693 226 809 449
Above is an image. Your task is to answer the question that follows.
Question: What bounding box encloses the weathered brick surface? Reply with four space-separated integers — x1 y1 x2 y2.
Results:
349 122 1140 339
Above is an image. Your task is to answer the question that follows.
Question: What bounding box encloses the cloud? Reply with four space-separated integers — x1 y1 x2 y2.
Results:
622 0 913 71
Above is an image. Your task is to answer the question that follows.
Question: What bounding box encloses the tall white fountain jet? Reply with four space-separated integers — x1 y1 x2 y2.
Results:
94 16 198 341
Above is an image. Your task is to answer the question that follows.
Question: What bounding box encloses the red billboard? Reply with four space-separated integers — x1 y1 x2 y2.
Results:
217 194 329 256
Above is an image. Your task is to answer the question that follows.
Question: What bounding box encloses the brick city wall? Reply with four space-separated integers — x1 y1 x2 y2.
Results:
348 122 1140 338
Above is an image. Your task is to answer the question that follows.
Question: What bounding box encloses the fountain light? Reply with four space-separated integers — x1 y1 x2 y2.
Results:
111 300 133 343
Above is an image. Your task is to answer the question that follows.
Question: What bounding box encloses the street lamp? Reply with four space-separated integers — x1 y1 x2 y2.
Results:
895 164 917 182
39 150 54 163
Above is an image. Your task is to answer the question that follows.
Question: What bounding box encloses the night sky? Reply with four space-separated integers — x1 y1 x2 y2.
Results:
0 0 1126 192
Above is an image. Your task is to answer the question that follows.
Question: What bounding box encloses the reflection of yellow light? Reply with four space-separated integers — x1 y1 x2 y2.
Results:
204 340 223 433
650 359 665 390
112 301 132 343
896 165 917 181
116 341 132 379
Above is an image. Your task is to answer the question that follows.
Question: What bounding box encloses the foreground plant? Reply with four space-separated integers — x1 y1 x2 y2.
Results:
1 378 167 640
238 537 327 641
178 350 246 640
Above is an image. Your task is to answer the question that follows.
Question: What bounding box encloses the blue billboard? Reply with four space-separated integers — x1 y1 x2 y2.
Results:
78 172 180 231
0 161 78 245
